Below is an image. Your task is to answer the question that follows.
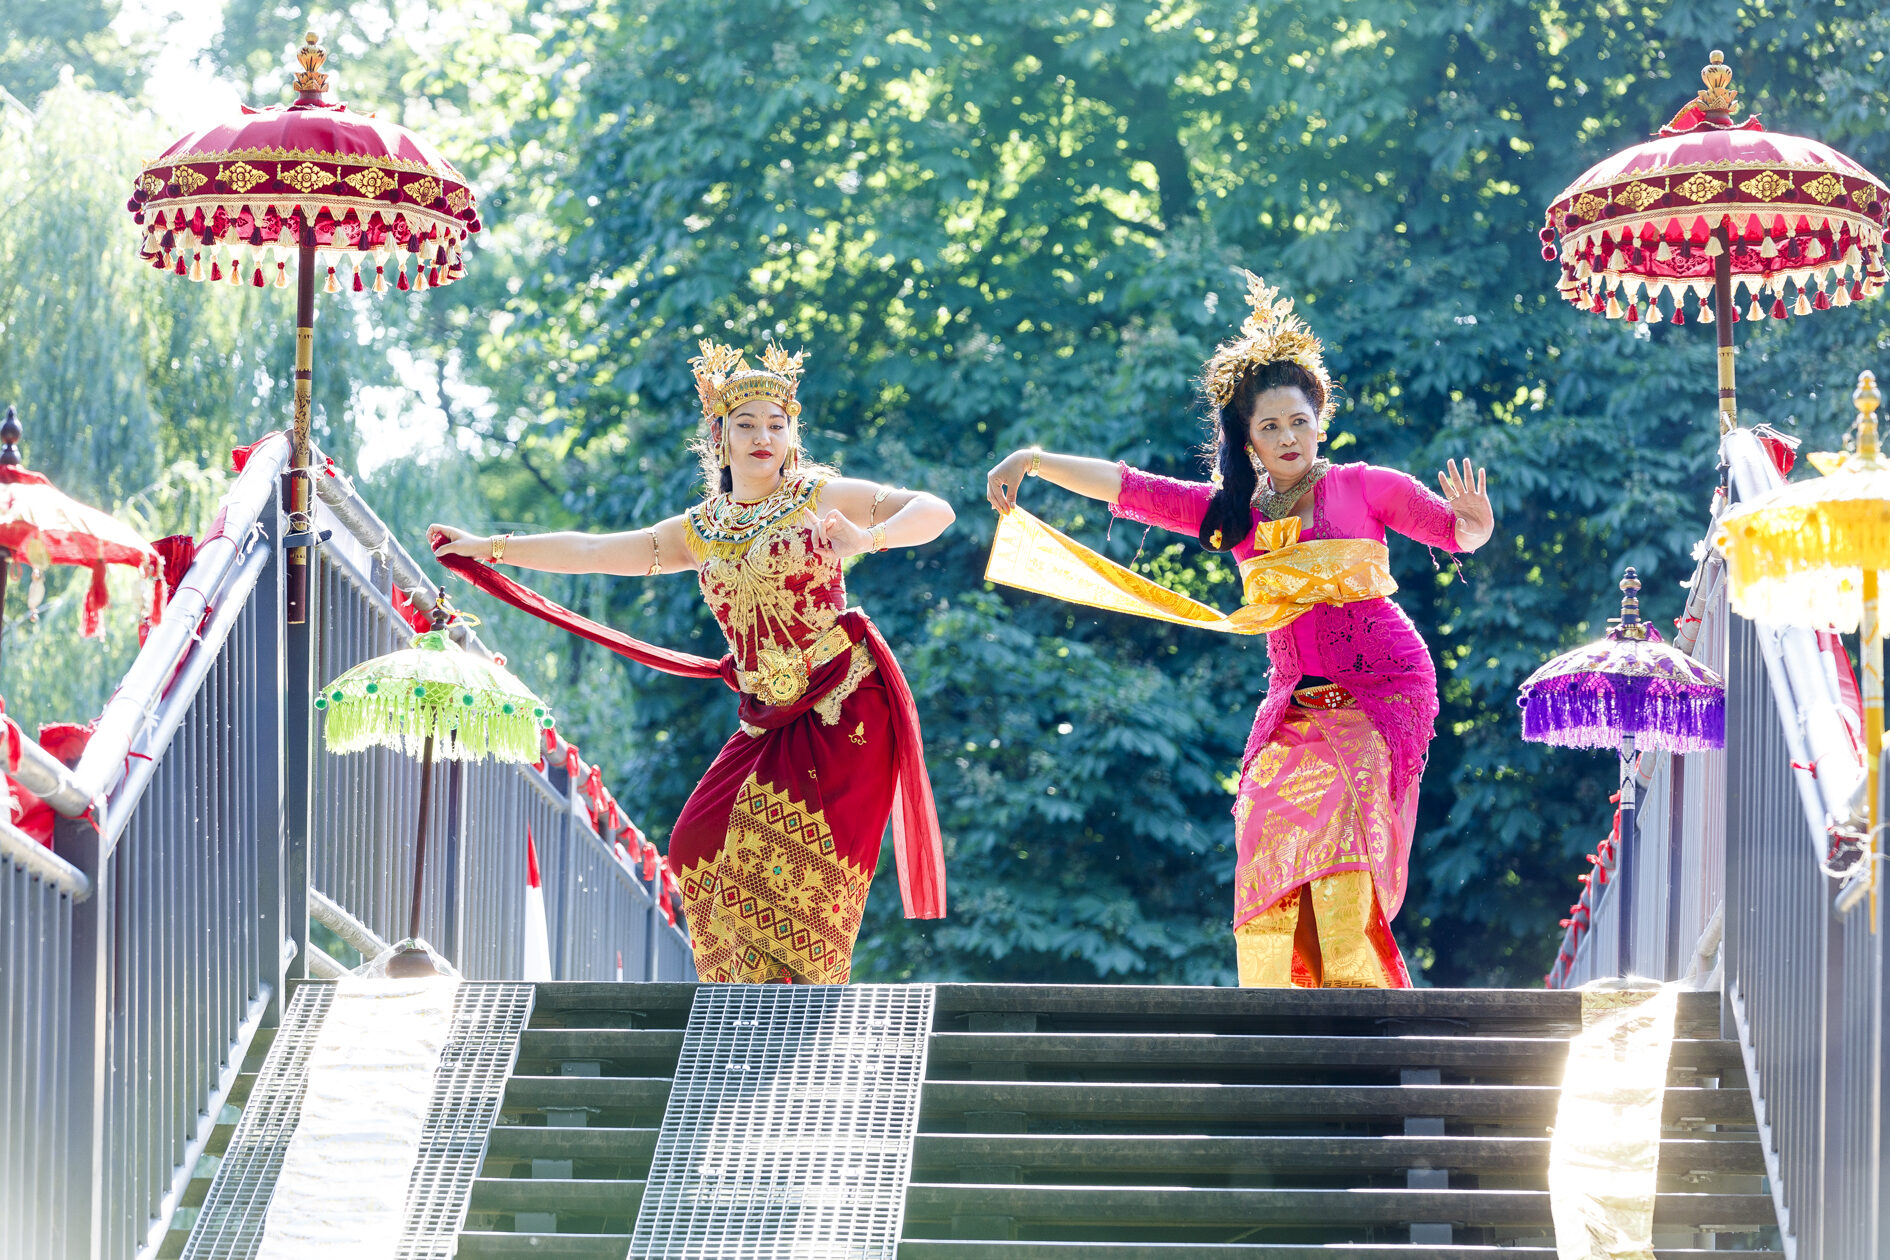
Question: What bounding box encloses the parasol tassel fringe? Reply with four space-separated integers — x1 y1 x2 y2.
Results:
1520 683 1726 756
325 265 340 294
1698 299 1715 325
1721 512 1890 635
275 260 289 289
189 252 205 282
318 691 546 764
1704 235 1724 258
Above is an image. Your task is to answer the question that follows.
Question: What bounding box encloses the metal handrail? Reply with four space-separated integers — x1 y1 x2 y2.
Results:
11 733 89 818
67 432 291 821
0 817 89 899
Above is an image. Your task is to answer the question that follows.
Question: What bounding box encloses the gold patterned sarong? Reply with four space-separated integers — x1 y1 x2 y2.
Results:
984 508 1396 634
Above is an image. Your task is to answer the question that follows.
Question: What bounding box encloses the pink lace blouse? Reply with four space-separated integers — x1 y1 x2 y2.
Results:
1109 462 1461 805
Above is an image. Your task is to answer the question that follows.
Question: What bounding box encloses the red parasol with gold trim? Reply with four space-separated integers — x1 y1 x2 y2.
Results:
125 32 479 623
1541 50 1890 432
0 407 163 682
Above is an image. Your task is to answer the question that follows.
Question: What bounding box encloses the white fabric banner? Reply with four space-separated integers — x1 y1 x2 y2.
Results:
1549 980 1681 1260
255 976 460 1259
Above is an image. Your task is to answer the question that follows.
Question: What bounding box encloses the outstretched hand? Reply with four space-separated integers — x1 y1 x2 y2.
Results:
1437 458 1493 552
428 523 488 559
985 449 1036 514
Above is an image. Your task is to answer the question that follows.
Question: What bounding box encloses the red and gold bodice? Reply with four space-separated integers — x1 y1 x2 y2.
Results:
683 474 853 700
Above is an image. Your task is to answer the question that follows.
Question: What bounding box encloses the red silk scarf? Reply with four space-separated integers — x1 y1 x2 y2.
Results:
434 547 946 919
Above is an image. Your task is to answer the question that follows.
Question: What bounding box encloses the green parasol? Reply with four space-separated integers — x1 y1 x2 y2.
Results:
316 607 550 974
316 628 549 762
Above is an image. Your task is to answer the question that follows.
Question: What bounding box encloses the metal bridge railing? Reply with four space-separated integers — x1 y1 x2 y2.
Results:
1550 428 1886 1258
11 432 691 1260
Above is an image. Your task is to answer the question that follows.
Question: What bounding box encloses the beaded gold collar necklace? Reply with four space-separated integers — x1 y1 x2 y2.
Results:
689 473 820 545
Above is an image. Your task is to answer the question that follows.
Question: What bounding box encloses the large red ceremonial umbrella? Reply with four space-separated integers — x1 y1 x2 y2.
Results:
126 32 479 623
0 406 163 680
1542 50 1890 432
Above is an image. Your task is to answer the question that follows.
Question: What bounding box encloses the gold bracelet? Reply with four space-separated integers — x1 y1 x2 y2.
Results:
489 532 512 563
1026 448 1043 477
870 524 889 553
646 529 662 576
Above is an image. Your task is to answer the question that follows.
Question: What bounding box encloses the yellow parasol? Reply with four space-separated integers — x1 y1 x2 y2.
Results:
1717 370 1890 910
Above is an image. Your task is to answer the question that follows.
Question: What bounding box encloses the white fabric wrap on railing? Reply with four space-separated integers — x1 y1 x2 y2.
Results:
1548 982 1681 1260
254 977 460 1258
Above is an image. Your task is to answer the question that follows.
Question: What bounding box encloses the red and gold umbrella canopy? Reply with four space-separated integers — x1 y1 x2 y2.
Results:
125 33 478 625
126 34 479 293
1541 51 1890 430
0 408 162 648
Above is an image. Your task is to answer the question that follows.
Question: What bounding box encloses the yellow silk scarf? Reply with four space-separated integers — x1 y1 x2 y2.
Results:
984 508 1397 635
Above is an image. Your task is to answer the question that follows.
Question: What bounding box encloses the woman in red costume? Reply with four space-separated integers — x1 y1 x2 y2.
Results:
431 341 952 982
984 275 1493 988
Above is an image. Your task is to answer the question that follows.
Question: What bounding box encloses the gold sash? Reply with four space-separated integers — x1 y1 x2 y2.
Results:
984 508 1396 635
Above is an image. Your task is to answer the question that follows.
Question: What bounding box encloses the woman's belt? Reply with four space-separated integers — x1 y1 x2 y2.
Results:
984 506 1394 637
734 623 854 706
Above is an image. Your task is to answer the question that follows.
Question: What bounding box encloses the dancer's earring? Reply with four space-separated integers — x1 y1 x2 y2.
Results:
1246 443 1265 475
715 421 730 468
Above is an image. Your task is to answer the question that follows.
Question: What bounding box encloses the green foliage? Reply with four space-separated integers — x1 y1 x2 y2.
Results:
418 0 1890 987
22 0 1890 986
0 0 138 104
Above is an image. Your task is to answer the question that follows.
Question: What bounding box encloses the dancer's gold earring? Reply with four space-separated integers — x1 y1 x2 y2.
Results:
1246 443 1265 475
716 420 730 469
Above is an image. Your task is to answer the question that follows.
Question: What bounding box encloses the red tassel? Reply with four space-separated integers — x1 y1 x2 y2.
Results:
352 269 365 292
173 255 188 276
1772 298 1788 319
396 265 410 291
83 563 109 638
252 266 265 287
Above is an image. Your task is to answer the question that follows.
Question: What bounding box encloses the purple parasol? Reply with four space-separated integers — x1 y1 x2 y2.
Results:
1518 568 1726 754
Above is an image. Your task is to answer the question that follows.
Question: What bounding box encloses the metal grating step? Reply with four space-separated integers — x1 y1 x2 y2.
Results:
628 983 936 1259
395 982 536 1258
182 984 336 1259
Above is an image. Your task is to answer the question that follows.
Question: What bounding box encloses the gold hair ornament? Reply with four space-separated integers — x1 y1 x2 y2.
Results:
1201 272 1333 420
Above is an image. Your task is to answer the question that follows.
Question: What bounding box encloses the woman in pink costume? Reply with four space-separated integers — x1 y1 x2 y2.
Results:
985 275 1494 987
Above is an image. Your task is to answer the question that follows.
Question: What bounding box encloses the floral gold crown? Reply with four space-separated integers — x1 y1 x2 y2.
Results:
1201 272 1332 418
690 340 807 423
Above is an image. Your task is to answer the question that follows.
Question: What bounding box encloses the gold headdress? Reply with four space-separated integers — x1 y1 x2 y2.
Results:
690 340 807 422
1200 272 1332 419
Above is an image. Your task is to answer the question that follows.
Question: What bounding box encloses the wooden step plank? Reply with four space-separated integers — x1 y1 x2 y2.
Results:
527 983 696 1023
503 1076 670 1111
517 1029 685 1062
930 986 1721 1038
920 1082 1754 1125
898 1245 1778 1259
911 1133 1765 1176
456 1231 632 1258
926 1033 1742 1075
468 1177 644 1215
485 1126 658 1163
900 1184 1778 1229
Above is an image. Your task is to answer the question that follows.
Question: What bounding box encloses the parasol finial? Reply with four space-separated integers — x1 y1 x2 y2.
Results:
0 406 20 467
292 31 330 103
1695 49 1738 125
1612 566 1647 641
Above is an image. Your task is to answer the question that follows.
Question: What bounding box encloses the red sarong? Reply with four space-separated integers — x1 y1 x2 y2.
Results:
434 549 946 927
